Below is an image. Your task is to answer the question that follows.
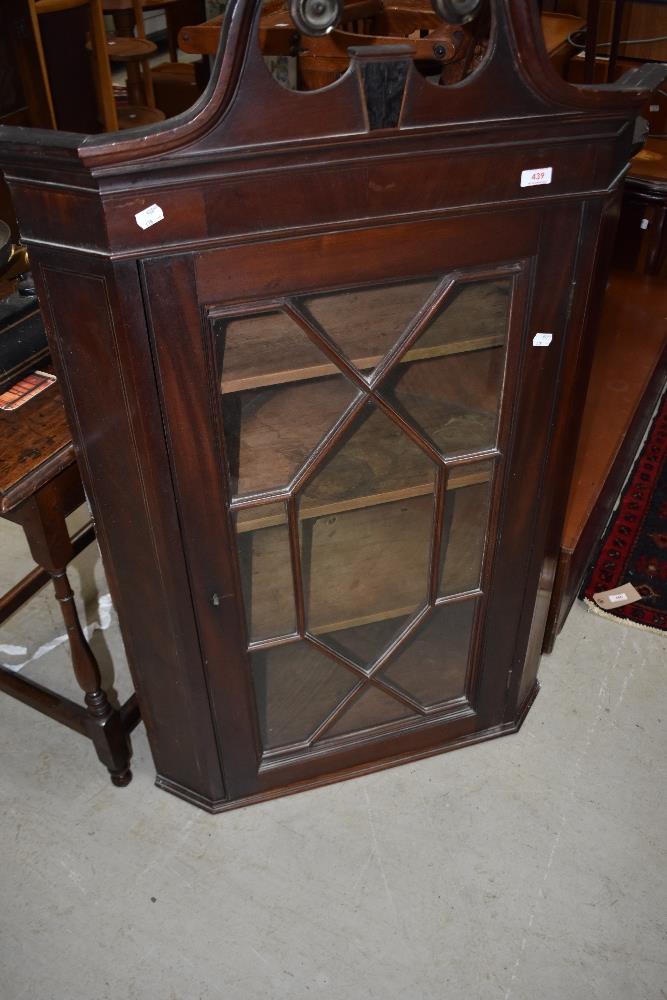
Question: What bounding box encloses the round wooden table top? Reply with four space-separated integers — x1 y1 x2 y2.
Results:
105 35 158 60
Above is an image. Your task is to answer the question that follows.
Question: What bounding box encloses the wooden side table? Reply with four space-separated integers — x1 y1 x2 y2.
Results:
0 371 139 785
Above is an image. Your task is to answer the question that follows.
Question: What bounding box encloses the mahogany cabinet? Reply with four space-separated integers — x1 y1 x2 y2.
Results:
0 0 661 811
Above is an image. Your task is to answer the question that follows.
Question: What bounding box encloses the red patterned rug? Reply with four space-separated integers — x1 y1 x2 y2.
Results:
583 391 667 633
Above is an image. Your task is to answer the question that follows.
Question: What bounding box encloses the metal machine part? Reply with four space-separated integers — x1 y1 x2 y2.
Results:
288 0 343 35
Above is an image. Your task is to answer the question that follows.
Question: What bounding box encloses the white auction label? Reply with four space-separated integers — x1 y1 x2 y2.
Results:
520 167 553 188
609 593 628 602
532 332 553 347
135 203 164 230
650 104 660 112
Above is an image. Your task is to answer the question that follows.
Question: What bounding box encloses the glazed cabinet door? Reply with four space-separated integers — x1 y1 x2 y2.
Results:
142 208 580 804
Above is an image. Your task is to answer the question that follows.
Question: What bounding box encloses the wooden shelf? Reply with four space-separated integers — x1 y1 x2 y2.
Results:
221 330 504 394
306 604 419 638
233 363 496 640
236 462 490 532
231 369 495 524
240 492 434 641
223 284 503 639
218 278 509 394
240 476 489 642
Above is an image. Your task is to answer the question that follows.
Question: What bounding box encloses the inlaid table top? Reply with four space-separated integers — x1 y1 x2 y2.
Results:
0 381 74 516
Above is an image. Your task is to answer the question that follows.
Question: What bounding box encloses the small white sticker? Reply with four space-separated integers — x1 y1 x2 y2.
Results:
609 593 628 603
641 218 650 230
135 203 164 230
650 104 660 112
532 332 553 347
521 167 553 188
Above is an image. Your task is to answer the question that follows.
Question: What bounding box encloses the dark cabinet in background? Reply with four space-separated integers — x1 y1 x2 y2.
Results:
0 0 659 811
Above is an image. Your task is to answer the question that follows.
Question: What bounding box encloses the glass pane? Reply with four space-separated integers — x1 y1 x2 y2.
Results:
407 279 510 358
251 641 357 751
300 278 438 381
323 686 418 740
221 374 358 498
299 401 435 517
214 310 333 393
297 402 436 665
378 279 510 458
380 599 477 709
440 460 494 598
301 497 434 660
380 349 504 458
310 616 413 672
234 502 295 643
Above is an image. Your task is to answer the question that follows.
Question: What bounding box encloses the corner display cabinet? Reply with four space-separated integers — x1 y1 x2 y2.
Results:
1 0 663 812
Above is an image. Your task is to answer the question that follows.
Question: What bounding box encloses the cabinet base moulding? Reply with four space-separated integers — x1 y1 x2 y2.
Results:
154 680 540 813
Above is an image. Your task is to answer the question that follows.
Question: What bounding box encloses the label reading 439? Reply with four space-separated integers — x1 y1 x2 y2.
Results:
520 167 553 188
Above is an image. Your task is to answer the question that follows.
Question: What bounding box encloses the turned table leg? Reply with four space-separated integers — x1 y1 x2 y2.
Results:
7 472 133 786
50 567 132 785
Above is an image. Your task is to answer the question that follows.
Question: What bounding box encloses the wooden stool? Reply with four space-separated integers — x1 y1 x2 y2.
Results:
104 0 203 61
103 0 166 128
0 371 139 785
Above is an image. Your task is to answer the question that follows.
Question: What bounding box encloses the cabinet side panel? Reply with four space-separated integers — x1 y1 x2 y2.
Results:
539 193 622 655
141 254 262 802
507 200 606 713
36 257 226 803
476 204 584 724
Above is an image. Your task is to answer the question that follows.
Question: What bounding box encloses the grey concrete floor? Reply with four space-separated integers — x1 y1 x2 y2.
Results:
1 512 665 1000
